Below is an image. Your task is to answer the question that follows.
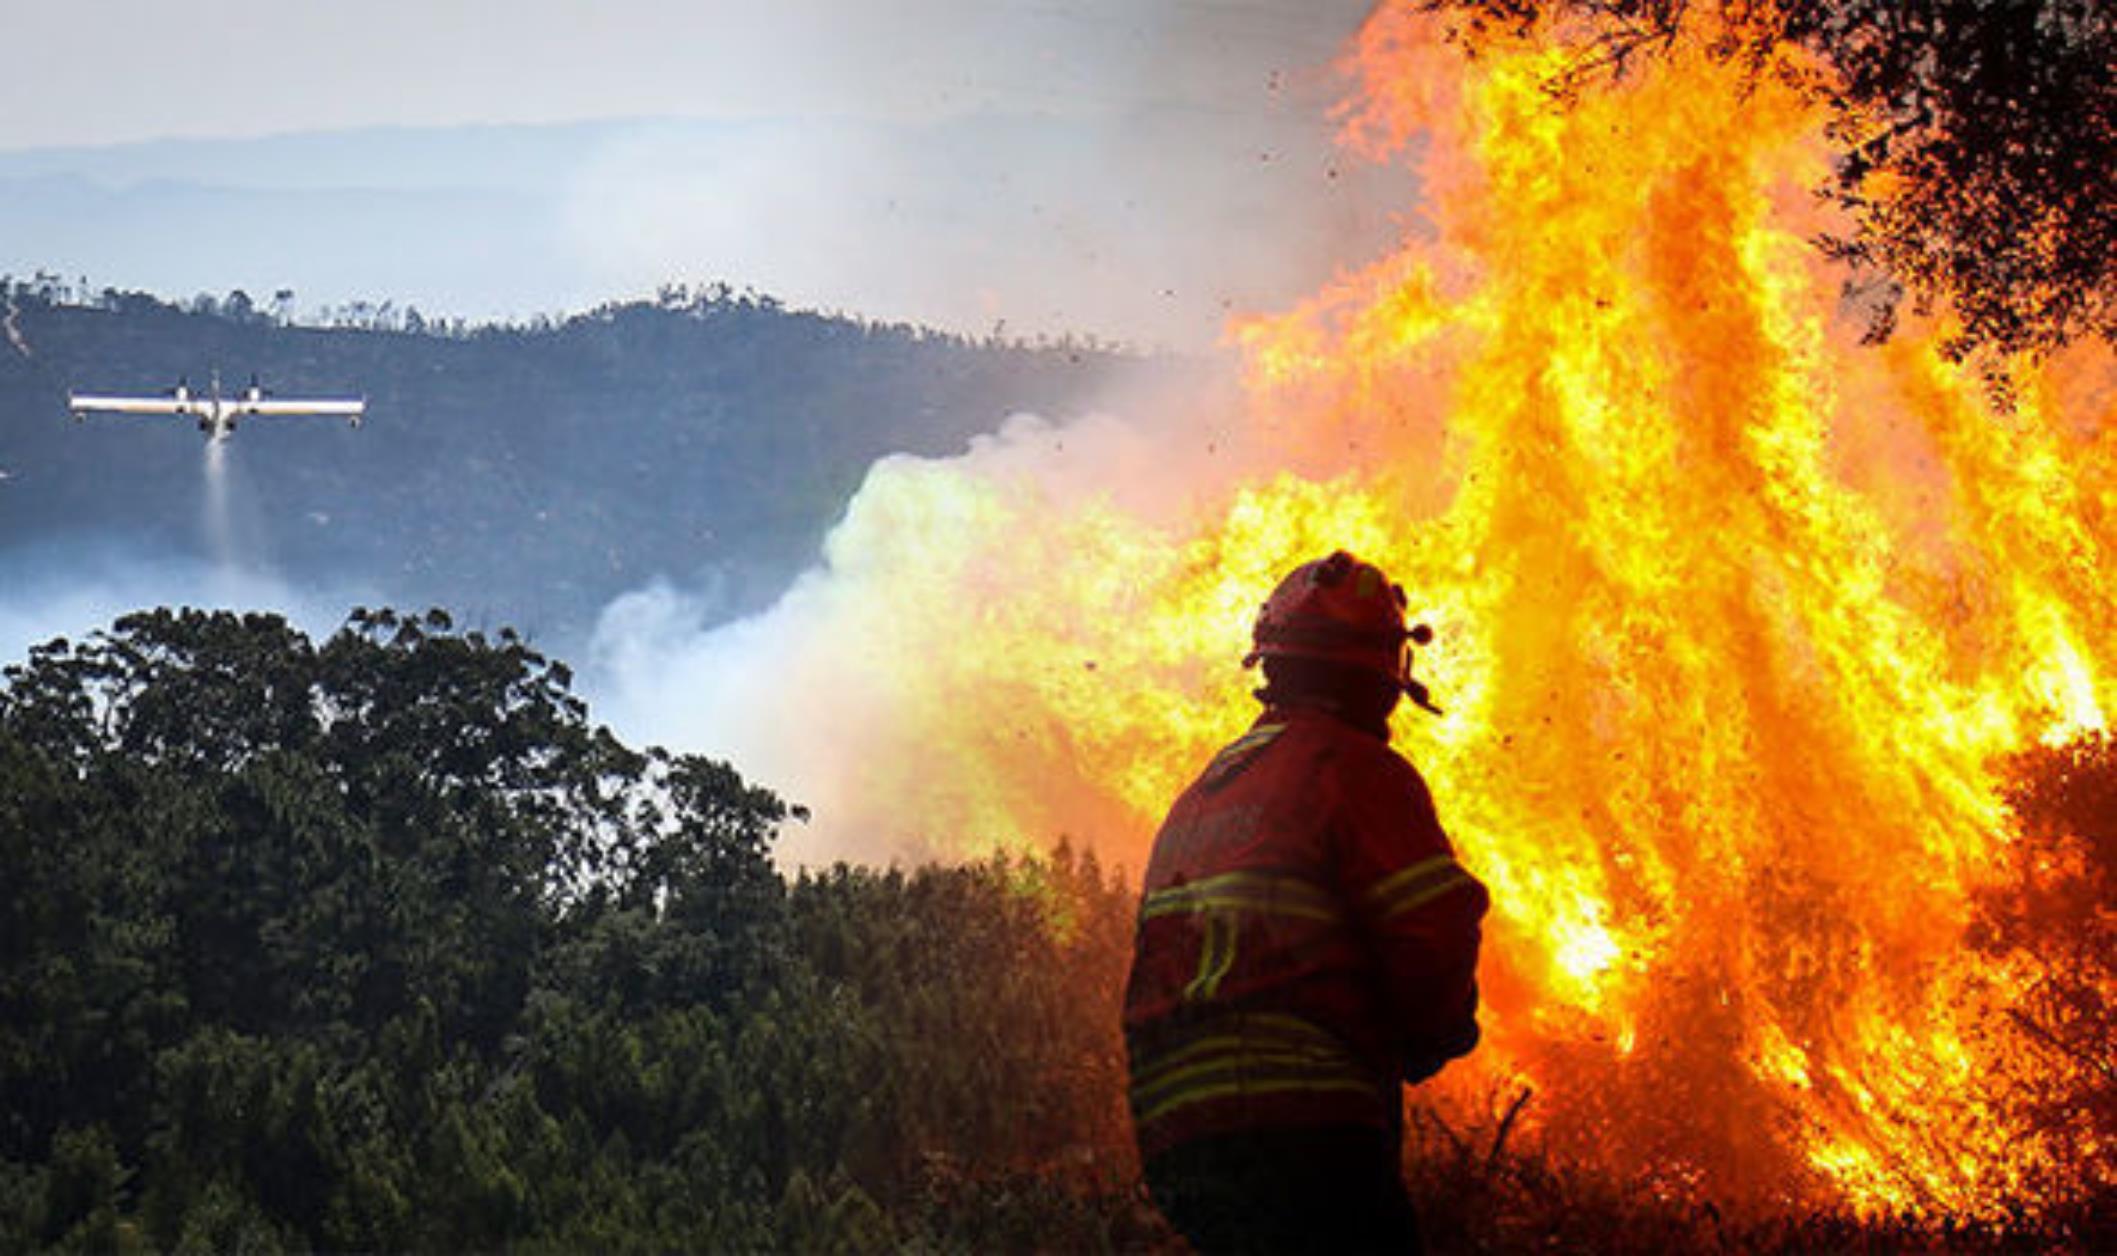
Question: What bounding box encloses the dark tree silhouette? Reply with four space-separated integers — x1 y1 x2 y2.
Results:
1975 732 2117 1197
1403 0 2116 365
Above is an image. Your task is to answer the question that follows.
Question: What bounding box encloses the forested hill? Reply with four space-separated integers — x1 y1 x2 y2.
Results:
0 608 1147 1251
0 277 1187 645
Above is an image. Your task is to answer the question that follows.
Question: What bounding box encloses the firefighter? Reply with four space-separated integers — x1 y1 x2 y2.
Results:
1124 550 1488 1254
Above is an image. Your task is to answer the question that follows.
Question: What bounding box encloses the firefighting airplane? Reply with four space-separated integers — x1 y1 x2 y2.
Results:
68 371 364 441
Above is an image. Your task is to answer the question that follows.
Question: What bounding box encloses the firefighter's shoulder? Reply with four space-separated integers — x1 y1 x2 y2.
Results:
1311 716 1437 804
1322 727 1456 863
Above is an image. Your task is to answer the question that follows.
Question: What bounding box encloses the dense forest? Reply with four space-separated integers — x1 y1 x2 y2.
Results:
0 608 1147 1251
0 275 1193 646
4 609 2109 1251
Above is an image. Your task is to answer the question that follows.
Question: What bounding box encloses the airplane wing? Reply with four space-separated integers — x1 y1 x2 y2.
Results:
67 394 197 415
239 399 365 419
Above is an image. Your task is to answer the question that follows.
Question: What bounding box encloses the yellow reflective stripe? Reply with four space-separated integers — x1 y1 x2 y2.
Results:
1216 724 1285 763
1144 889 1337 923
1365 854 1455 904
1134 1035 1248 1086
1375 868 1475 920
1181 912 1238 1003
1135 1046 1342 1106
1131 1015 1374 1105
1363 854 1475 921
1201 724 1285 788
1131 1015 1344 1088
1137 1076 1382 1128
1133 1053 1378 1123
1142 870 1341 923
1129 1015 1386 1126
1132 1037 1360 1095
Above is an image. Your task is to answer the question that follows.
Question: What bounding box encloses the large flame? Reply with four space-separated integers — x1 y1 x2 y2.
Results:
621 7 2116 1216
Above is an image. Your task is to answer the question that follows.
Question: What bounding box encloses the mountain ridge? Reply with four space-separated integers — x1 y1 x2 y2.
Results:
0 280 1196 655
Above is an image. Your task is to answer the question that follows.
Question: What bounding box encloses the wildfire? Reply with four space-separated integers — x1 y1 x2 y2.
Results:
659 3 2116 1219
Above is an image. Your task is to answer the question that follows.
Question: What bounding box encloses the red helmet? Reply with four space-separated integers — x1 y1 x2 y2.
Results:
1243 550 1441 713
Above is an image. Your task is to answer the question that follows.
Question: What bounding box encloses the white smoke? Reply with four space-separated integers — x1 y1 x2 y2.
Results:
0 544 377 671
558 107 1419 353
582 386 1273 867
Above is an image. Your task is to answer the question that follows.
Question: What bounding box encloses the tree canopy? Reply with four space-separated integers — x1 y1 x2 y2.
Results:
1408 0 2117 364
3 607 2108 1248
0 608 1145 1250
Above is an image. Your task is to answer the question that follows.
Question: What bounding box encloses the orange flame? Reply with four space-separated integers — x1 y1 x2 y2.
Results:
720 7 2115 1216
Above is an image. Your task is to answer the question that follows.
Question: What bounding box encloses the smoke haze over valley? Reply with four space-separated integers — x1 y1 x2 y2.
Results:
0 111 1417 353
0 1 1409 851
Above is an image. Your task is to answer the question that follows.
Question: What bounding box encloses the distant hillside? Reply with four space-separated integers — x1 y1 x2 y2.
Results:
0 115 1420 348
0 278 1189 646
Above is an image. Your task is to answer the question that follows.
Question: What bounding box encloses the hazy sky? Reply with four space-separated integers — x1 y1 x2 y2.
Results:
0 1 1370 149
1 1 1416 836
0 1 1403 347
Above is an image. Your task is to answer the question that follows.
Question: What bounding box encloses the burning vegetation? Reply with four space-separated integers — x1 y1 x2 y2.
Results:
763 0 2116 1227
3 4 2113 1250
1292 4 2115 1217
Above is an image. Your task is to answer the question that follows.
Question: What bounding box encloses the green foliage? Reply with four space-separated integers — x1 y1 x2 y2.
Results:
0 609 1150 1251
785 850 1134 1185
13 606 2090 1250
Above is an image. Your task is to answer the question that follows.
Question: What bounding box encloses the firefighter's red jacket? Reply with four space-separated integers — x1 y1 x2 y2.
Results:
1123 705 1488 1158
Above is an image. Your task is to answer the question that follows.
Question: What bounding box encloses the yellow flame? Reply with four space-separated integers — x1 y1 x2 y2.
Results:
775 7 2115 1216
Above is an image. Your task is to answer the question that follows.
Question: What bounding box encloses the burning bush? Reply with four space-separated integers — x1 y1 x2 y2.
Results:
1974 733 2117 1198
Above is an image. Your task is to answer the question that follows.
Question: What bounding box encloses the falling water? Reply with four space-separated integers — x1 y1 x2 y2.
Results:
202 435 235 569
